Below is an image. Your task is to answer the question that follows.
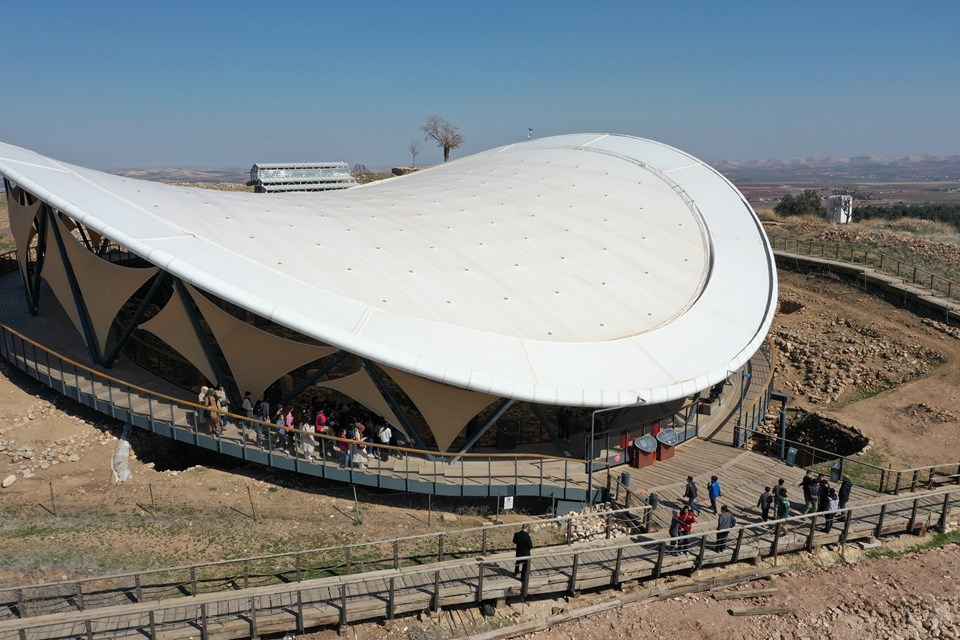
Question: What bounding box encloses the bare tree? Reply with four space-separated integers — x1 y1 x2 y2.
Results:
421 115 464 162
408 139 423 167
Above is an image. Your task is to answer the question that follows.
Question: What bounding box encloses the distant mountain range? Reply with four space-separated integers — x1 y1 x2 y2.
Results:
105 155 960 185
108 167 249 183
714 155 960 182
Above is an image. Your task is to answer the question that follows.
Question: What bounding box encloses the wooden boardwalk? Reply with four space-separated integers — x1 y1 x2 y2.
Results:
0 274 768 501
0 488 956 639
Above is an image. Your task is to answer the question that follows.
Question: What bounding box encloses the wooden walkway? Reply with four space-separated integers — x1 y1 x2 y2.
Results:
0 273 767 501
0 488 956 639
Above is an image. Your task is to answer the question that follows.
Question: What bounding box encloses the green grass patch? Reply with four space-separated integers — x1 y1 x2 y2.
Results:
864 530 960 560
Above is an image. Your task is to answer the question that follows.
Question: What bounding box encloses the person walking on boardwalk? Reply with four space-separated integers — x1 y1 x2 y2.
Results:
824 487 840 533
677 505 697 552
799 471 816 514
838 474 853 510
707 475 722 515
683 475 701 515
757 486 774 522
668 508 683 555
775 478 787 499
715 505 737 551
513 524 533 578
817 478 831 514
777 489 791 520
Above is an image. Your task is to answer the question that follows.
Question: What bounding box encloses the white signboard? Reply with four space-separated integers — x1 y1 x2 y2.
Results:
503 496 515 510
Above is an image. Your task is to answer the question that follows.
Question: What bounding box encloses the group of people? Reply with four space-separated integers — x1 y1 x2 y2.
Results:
756 471 852 532
669 469 855 555
670 474 738 553
199 387 412 468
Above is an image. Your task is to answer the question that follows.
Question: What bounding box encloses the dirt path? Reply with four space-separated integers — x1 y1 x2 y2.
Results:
773 269 960 467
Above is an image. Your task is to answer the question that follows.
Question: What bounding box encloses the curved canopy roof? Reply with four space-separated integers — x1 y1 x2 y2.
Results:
0 134 776 407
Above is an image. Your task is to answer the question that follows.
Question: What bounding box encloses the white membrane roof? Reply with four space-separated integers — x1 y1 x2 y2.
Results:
0 134 777 407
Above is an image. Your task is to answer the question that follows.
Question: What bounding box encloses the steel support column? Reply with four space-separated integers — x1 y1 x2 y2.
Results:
102 272 170 367
29 209 48 315
531 404 572 457
172 278 228 390
451 397 514 463
45 204 100 365
361 359 428 451
280 350 349 407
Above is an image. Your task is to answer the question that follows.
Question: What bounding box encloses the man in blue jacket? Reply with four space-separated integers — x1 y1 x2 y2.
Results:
707 475 722 515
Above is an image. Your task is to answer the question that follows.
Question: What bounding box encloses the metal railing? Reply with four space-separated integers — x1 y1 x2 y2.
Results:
769 234 960 303
0 502 650 621
1 488 955 639
748 430 960 494
0 322 614 502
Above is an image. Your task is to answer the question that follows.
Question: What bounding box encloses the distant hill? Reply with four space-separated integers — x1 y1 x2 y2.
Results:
108 168 248 184
715 155 960 182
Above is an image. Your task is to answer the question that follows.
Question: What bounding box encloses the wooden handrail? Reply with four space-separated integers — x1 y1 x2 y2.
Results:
0 321 601 465
2 487 955 630
0 501 650 596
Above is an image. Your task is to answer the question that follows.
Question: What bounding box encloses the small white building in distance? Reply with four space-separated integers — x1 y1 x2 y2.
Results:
826 194 853 224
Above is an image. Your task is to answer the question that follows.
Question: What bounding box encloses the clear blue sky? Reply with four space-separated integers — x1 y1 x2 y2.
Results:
1 1 958 168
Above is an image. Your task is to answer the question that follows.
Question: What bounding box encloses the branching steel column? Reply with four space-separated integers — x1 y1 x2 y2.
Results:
172 277 228 391
102 271 169 367
280 350 349 407
361 359 428 451
451 398 514 463
29 209 48 315
531 404 572 457
45 204 100 364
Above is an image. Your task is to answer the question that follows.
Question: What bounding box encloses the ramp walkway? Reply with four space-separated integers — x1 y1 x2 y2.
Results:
0 487 956 639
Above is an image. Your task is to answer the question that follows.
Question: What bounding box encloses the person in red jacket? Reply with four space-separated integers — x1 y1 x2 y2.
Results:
677 505 697 552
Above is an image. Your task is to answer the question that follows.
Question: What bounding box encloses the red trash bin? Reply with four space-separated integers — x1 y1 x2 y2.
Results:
655 428 679 461
634 435 658 468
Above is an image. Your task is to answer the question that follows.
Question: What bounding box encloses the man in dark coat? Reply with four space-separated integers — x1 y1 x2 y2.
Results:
513 524 533 578
715 505 737 551
757 486 774 522
817 479 831 513
683 475 701 515
838 475 853 510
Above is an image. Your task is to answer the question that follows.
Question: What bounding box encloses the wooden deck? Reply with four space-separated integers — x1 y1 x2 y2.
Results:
1 488 956 640
0 273 772 502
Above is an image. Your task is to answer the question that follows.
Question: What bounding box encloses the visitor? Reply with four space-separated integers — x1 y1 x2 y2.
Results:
668 508 683 554
799 471 816 514
757 486 774 522
824 487 840 533
241 391 255 443
683 475 701 515
715 505 737 551
677 505 697 552
513 523 533 578
817 479 831 514
299 410 316 459
838 474 853 510
204 387 220 435
377 423 392 462
707 475 721 515
777 489 791 520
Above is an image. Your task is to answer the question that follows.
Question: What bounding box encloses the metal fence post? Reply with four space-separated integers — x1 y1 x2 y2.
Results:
613 547 623 586
908 498 919 533
568 553 579 595
731 528 745 563
875 504 887 538
840 509 853 544
938 493 951 531
249 597 258 638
